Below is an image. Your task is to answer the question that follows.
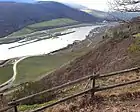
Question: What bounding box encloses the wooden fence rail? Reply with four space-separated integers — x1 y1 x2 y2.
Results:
31 89 92 112
9 75 93 106
1 67 140 112
96 78 140 92
98 66 140 79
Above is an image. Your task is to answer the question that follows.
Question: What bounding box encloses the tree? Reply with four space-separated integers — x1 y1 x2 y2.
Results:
109 0 140 12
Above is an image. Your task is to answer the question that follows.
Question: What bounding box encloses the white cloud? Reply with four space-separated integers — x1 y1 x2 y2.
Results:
36 0 109 11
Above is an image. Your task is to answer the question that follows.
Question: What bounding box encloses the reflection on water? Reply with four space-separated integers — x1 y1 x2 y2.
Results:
0 25 101 60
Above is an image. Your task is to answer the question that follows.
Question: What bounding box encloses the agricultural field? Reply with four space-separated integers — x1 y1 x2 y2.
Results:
8 18 78 37
0 65 13 84
15 44 91 84
28 18 78 28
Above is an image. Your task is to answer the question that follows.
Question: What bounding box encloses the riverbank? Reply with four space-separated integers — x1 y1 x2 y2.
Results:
0 25 101 60
0 23 111 88
4 24 114 111
0 24 105 87
4 19 140 112
8 30 76 49
13 25 109 85
2 23 119 112
0 23 92 45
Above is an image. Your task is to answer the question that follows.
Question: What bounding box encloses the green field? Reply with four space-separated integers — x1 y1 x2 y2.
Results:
15 45 90 84
8 18 78 37
28 18 78 28
9 28 34 37
0 65 13 84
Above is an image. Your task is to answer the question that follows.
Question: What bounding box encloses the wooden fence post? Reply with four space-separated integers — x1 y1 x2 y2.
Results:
14 106 18 112
0 93 15 112
91 73 99 97
91 73 96 97
0 93 8 112
0 93 7 110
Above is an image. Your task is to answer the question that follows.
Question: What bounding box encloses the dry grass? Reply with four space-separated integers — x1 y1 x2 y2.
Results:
44 91 140 112
43 70 140 112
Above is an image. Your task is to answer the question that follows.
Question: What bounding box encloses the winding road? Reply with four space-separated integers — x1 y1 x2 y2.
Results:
0 57 28 92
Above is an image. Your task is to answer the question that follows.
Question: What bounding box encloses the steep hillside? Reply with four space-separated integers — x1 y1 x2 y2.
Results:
64 3 110 20
36 18 140 92
0 1 101 38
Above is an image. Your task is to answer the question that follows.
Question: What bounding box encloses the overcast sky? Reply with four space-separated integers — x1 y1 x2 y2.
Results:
36 0 109 11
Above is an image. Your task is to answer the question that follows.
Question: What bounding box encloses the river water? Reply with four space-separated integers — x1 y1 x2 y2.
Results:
0 25 102 60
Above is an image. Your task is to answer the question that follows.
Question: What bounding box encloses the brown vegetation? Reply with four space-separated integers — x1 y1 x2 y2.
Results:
45 91 140 112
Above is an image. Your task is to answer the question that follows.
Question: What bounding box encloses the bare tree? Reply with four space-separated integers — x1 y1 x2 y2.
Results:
108 0 140 12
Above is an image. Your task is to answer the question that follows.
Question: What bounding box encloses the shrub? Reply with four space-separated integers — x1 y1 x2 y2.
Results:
128 33 140 53
128 44 140 53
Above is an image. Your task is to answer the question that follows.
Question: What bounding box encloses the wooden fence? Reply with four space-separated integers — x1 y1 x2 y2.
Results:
0 67 140 112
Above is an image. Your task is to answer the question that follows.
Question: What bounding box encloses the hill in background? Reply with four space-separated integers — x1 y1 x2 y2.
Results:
65 3 140 21
0 1 102 38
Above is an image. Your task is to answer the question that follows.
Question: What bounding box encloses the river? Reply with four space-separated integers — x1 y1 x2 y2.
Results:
0 25 102 60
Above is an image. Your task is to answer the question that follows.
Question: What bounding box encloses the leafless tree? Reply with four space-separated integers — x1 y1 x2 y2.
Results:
108 0 140 12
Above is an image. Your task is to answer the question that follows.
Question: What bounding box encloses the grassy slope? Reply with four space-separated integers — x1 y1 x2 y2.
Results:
9 18 78 37
0 65 13 84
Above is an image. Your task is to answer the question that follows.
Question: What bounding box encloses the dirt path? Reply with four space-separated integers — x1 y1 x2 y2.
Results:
0 57 28 92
